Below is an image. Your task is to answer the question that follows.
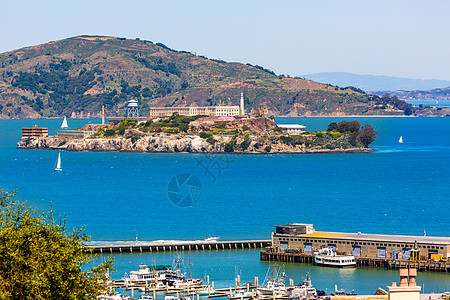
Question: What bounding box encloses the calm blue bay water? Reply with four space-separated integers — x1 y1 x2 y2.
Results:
0 117 449 294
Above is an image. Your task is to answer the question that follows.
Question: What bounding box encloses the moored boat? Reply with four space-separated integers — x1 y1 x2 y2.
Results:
204 236 219 242
313 247 356 268
287 273 317 299
259 265 287 295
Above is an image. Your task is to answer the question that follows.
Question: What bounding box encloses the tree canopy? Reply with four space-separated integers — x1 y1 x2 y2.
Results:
358 124 377 147
0 189 113 299
327 121 377 147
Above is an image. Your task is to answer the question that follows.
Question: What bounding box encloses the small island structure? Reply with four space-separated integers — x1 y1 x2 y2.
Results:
17 96 377 154
21 125 48 138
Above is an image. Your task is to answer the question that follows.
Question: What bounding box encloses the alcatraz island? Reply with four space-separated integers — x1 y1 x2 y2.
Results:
17 95 376 154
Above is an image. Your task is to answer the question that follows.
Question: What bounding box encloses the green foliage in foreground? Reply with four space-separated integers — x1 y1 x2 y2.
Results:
0 189 113 299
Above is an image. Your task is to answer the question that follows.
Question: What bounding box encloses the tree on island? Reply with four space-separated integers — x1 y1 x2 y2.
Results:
327 120 360 133
0 189 114 299
358 124 377 147
327 121 377 148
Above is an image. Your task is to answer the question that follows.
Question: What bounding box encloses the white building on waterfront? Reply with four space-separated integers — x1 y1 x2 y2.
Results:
147 93 245 118
278 124 306 134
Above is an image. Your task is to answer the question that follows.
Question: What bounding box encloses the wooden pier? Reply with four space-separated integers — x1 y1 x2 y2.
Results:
260 251 450 273
88 240 271 254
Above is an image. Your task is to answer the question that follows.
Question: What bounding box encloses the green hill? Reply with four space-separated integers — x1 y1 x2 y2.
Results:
0 35 407 119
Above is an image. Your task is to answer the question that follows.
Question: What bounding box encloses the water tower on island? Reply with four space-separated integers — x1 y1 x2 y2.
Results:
127 100 139 119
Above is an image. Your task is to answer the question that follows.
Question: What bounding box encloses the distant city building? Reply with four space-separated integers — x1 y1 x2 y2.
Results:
278 124 306 134
22 125 48 138
127 100 139 119
57 130 95 139
147 93 245 118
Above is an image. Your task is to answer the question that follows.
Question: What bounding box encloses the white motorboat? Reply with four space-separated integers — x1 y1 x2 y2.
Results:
313 247 356 268
229 291 252 299
287 273 317 299
204 236 219 242
197 288 216 296
98 294 130 300
259 265 287 295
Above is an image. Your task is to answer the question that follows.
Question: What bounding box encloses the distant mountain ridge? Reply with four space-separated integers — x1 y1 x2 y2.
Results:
303 72 450 92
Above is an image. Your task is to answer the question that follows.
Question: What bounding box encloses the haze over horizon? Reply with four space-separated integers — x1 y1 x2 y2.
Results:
3 0 450 81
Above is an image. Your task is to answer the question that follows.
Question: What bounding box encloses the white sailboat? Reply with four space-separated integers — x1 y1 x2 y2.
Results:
54 152 62 171
398 136 403 143
61 116 69 129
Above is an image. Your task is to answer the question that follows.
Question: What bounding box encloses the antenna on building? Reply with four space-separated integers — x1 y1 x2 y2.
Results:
240 92 245 115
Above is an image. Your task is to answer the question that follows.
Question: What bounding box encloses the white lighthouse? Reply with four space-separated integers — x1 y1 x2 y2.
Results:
127 100 139 119
240 92 245 115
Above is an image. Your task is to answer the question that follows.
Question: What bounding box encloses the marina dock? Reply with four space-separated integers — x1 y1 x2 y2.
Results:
88 240 271 254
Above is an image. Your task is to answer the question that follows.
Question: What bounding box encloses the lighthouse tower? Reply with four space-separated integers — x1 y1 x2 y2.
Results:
240 92 245 115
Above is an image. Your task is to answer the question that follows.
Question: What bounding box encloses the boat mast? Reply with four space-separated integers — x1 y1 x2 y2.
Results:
189 247 191 277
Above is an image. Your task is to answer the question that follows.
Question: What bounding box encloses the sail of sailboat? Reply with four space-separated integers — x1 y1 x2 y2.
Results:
61 117 69 129
398 136 403 143
54 152 62 171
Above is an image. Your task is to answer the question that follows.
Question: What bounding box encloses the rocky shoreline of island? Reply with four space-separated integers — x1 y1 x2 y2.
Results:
17 134 373 154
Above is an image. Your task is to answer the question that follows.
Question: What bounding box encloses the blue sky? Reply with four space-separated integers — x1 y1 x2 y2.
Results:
3 0 450 80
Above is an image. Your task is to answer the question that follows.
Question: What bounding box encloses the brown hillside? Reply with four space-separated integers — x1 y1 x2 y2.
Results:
0 35 400 119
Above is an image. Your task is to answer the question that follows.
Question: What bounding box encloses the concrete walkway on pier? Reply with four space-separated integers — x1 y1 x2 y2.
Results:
88 239 271 254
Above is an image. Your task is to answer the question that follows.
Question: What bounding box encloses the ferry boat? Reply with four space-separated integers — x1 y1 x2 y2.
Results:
129 257 202 287
129 264 171 282
313 247 356 268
